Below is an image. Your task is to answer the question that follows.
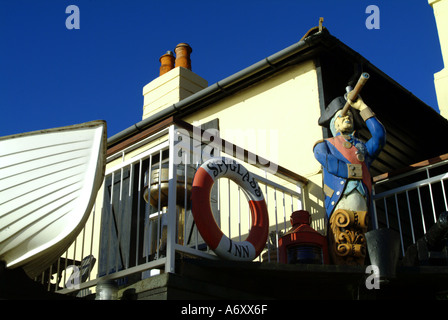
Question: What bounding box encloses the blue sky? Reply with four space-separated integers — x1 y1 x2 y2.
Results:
0 0 443 138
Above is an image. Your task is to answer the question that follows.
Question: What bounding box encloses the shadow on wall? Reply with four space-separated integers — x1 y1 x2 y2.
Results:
303 174 327 235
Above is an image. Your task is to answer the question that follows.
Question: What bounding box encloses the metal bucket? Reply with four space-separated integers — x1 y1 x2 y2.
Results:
365 228 400 282
143 163 195 209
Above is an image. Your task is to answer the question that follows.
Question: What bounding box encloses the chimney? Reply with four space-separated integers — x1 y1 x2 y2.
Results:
142 43 208 120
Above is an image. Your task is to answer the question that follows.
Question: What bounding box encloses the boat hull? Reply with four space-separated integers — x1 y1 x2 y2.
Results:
0 121 107 278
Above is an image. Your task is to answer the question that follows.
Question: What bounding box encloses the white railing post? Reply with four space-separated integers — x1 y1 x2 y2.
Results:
165 125 178 273
372 163 448 257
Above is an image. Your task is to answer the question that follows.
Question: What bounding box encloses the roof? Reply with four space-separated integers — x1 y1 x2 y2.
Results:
310 29 448 176
107 27 448 177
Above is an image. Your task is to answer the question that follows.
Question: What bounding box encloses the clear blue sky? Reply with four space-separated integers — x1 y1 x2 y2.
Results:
0 0 443 138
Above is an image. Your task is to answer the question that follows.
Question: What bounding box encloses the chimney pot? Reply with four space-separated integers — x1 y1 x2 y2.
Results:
174 43 192 70
159 51 175 76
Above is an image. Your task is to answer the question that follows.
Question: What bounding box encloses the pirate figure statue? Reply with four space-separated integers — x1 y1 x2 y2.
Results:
313 94 386 265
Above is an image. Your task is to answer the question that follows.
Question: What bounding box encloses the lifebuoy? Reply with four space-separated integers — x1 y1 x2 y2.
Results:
191 157 269 261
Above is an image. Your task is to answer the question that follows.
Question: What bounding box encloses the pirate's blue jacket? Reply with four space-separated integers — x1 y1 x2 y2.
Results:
313 116 386 218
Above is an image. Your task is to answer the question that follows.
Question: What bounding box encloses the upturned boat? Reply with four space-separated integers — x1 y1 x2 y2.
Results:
0 120 106 278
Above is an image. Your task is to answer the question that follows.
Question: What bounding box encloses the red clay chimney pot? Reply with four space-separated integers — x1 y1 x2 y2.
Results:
159 51 175 76
174 43 192 70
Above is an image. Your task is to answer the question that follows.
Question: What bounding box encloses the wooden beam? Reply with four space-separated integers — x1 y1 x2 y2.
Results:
373 153 448 183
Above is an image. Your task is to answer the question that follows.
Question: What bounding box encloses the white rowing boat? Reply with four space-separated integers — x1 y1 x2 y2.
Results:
0 120 107 278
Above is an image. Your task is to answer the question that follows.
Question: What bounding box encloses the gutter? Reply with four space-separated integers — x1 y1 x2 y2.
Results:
107 29 328 147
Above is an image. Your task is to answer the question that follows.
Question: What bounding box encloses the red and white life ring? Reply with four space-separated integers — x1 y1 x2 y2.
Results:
191 157 269 261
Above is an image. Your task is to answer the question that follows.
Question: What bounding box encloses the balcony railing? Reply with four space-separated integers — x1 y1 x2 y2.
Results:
33 115 448 297
39 120 308 296
372 154 448 256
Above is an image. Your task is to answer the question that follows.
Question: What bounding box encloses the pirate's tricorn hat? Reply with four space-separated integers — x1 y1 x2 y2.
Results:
318 96 346 127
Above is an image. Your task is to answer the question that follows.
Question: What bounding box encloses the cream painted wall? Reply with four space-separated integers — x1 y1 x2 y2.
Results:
183 60 323 181
429 0 448 118
182 60 327 234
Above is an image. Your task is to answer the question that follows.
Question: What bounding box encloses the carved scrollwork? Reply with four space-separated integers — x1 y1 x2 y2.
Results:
336 243 351 257
329 209 368 265
333 209 353 228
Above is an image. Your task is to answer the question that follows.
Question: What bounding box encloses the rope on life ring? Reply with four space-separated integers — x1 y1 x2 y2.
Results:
191 157 269 261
